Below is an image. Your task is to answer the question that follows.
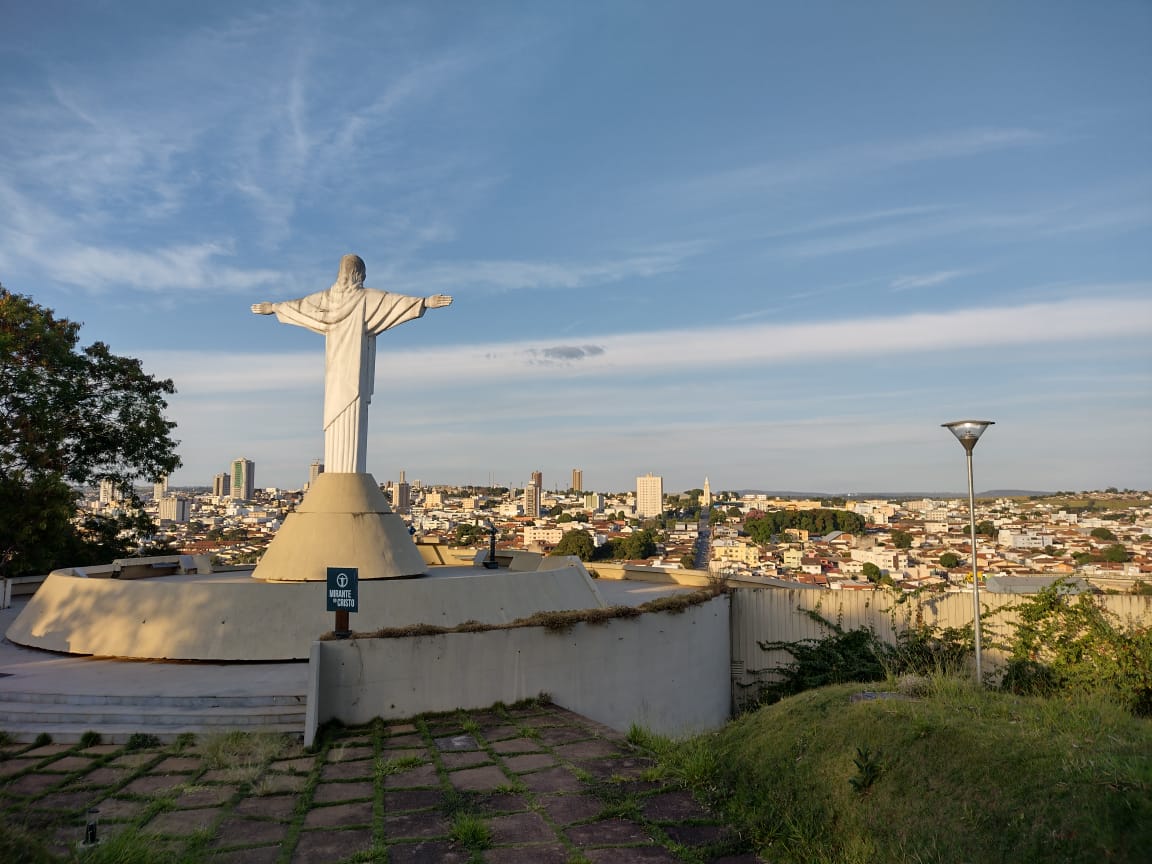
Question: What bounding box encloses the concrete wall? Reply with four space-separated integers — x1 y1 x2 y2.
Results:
730 588 1152 694
307 595 731 745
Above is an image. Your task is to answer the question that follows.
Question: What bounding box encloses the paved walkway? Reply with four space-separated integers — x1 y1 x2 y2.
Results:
1 701 762 863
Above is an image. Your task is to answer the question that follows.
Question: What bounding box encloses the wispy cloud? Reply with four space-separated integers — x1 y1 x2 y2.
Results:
890 270 971 291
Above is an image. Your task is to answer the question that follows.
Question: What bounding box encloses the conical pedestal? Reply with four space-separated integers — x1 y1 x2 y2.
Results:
252 473 425 581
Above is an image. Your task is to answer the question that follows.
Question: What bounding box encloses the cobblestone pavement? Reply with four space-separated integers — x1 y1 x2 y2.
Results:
1 701 763 863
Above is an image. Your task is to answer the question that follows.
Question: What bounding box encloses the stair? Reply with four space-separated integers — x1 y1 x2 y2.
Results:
0 690 307 744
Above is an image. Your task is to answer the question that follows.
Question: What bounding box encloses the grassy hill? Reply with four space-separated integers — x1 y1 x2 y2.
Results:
639 679 1152 863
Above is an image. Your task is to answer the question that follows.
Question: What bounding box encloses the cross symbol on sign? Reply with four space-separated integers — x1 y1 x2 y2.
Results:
336 573 349 588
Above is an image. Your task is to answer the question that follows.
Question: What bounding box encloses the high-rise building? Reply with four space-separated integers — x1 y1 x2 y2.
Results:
394 470 411 512
636 473 664 518
152 476 168 500
98 479 122 504
571 469 583 492
530 470 543 491
230 458 254 501
158 496 190 523
212 472 230 497
584 492 604 512
702 476 712 508
523 481 541 518
308 459 324 488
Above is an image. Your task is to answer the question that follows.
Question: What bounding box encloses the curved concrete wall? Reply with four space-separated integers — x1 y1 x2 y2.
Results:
5 564 605 661
307 595 731 741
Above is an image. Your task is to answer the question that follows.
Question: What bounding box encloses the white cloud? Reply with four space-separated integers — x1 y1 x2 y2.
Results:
890 270 970 291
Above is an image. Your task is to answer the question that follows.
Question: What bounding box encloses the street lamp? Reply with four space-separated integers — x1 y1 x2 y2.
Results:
942 420 994 682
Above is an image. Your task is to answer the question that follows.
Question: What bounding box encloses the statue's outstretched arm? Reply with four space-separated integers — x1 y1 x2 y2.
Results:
426 294 453 309
251 302 275 315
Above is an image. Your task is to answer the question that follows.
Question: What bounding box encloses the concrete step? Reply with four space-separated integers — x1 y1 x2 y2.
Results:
0 690 307 744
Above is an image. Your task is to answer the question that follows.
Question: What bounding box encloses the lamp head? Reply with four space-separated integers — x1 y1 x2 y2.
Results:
942 420 994 453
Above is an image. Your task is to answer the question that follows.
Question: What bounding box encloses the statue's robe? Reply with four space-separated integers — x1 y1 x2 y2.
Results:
271 287 426 473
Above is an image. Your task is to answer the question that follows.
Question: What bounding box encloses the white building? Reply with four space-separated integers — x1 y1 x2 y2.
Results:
230 458 254 501
523 482 541 518
636 473 664 518
158 496 191 523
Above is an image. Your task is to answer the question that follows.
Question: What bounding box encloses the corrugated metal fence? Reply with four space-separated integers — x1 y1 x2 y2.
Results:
730 588 1152 707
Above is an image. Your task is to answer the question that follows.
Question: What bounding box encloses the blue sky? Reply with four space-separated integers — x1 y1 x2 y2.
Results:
2 1 1150 494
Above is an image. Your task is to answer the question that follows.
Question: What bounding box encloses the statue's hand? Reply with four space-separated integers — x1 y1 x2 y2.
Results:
251 302 274 315
427 294 453 309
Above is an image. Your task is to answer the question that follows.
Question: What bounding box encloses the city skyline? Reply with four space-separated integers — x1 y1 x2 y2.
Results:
2 2 1150 492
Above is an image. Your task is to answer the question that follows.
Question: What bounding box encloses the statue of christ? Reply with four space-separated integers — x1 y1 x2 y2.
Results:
252 254 452 474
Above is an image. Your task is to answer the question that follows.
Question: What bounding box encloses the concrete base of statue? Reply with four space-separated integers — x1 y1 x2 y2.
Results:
252 473 425 581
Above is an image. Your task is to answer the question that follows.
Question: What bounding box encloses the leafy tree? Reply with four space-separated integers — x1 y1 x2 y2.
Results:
1 287 181 576
550 529 595 561
452 523 486 547
744 509 867 544
1090 527 1117 542
727 506 742 518
548 503 563 517
939 552 961 569
975 520 996 537
891 530 913 549
708 509 725 526
862 562 882 582
1103 544 1131 564
557 513 573 523
679 553 697 569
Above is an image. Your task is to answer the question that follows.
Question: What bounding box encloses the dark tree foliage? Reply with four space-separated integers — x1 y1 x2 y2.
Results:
939 551 961 569
0 287 181 576
599 528 660 561
891 529 913 549
550 529 596 561
1090 526 1117 542
744 508 866 543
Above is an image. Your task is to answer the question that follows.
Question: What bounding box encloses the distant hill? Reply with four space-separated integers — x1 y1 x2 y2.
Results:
733 489 1051 500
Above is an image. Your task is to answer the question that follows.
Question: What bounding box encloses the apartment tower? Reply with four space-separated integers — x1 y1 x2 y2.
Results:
230 458 255 501
636 473 664 518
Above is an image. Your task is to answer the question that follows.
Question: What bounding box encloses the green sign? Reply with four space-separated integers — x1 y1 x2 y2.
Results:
326 567 358 612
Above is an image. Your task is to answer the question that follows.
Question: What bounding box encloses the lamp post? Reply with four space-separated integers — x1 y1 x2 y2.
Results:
942 420 994 682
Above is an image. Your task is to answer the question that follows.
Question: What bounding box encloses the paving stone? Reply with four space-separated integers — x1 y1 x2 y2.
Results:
482 844 572 863
291 826 373 863
30 789 99 813
519 766 583 793
388 723 419 734
234 794 298 820
256 772 308 794
320 759 373 781
707 855 767 863
566 818 653 846
66 765 129 788
174 784 237 808
209 843 283 863
383 763 440 788
271 756 315 774
2 773 62 796
489 737 543 754
479 725 523 742
0 758 38 778
536 793 603 825
311 780 374 803
538 726 592 745
441 751 492 769
383 733 425 748
380 747 427 762
475 792 528 814
326 744 374 762
584 847 681 863
214 816 291 848
488 810 554 844
643 791 712 821
109 752 156 769
502 753 557 773
22 745 71 758
662 822 732 846
42 755 98 773
200 768 243 782
553 739 626 761
302 800 373 828
579 756 657 780
77 744 121 756
434 733 481 752
387 840 471 863
91 795 150 821
384 809 452 839
449 765 509 791
384 788 443 811
146 805 222 835
153 756 203 773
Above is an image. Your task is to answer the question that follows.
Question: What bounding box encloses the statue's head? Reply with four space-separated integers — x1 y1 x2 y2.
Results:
336 254 366 290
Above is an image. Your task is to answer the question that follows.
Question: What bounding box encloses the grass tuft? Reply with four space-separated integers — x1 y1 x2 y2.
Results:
449 812 492 850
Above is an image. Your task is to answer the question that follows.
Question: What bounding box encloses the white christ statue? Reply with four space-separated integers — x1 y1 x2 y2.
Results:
252 254 452 474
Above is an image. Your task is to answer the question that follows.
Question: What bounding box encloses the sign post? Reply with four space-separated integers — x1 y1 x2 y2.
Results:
326 567 359 638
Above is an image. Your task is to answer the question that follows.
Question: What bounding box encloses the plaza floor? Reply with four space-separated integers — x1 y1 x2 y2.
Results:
1 700 762 863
